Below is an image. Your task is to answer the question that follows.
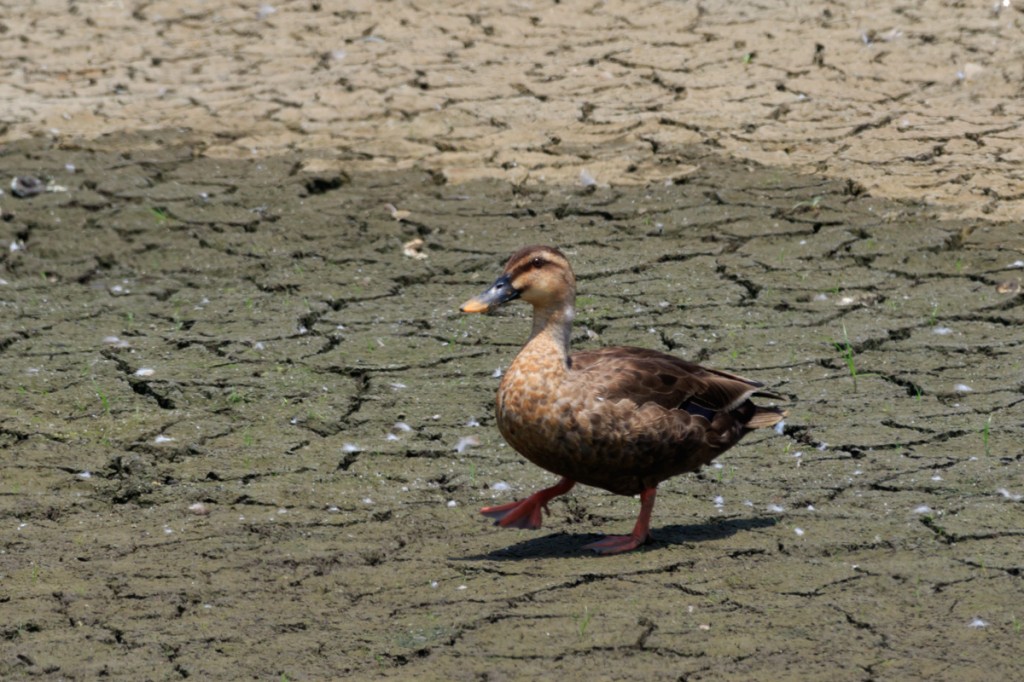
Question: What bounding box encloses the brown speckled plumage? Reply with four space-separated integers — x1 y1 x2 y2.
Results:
461 245 787 554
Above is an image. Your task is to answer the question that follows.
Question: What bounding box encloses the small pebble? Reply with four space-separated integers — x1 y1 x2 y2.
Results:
387 203 411 221
402 237 428 259
101 333 129 348
10 176 45 198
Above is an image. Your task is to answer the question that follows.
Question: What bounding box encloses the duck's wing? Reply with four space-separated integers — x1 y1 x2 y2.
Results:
569 346 784 427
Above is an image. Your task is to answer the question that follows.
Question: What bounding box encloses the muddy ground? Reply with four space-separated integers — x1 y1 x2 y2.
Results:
2 1 1024 681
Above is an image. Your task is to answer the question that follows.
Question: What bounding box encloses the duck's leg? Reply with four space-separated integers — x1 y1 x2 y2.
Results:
481 477 576 530
583 487 657 555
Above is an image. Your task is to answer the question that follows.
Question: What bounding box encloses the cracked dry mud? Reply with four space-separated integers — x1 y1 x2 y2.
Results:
1 2 1024 681
2 131 1022 680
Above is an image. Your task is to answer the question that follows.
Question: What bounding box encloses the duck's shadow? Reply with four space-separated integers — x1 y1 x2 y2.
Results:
458 516 777 561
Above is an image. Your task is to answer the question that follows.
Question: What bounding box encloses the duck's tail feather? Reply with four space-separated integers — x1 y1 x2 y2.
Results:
745 405 788 430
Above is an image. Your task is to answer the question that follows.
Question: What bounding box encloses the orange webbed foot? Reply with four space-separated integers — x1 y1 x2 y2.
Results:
481 499 546 529
582 532 650 555
583 486 659 555
481 477 575 530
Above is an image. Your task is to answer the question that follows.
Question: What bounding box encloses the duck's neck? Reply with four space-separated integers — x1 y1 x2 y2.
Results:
525 302 575 363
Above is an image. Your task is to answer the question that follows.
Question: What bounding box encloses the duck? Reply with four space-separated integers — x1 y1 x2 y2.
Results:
460 245 787 554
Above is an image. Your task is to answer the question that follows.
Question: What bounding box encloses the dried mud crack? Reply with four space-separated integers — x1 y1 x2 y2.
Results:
1 120 1022 680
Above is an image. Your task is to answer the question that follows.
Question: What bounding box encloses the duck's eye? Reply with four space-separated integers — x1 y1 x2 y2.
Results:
531 257 546 269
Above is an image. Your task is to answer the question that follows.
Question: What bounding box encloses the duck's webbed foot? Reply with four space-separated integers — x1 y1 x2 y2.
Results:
581 532 650 554
481 477 575 530
582 487 657 555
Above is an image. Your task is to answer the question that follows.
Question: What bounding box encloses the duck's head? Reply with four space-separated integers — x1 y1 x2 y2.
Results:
460 245 576 314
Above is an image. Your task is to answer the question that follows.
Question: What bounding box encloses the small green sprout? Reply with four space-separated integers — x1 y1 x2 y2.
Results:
831 324 858 392
576 606 594 638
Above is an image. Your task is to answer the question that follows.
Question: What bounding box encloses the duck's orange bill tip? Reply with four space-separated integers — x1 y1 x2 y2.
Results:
459 297 489 314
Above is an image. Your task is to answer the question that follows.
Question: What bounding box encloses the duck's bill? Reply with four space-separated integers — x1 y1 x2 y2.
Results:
460 274 519 313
